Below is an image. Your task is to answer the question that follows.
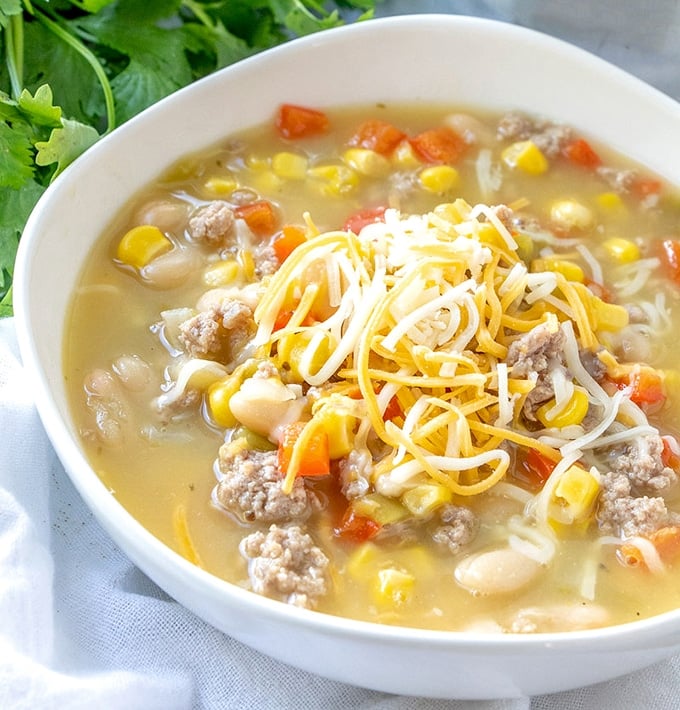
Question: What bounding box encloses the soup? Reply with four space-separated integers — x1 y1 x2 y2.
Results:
65 103 680 633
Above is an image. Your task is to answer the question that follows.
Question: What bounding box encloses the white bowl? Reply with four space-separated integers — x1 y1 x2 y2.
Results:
14 14 680 699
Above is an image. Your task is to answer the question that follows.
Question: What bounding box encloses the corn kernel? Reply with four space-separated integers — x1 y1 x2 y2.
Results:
272 151 308 180
307 163 359 196
276 330 335 382
116 225 172 269
401 484 452 517
346 542 379 578
207 376 242 428
590 296 629 332
322 415 354 459
342 148 391 178
553 465 600 523
536 388 590 428
204 176 238 195
374 567 415 606
207 360 259 428
202 260 241 287
596 191 626 213
352 493 409 525
602 237 640 264
251 170 283 193
391 139 422 169
237 249 255 280
245 154 269 170
531 257 585 283
501 140 548 175
418 165 460 193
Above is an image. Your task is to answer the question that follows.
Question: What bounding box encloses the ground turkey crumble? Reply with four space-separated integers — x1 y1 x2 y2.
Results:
597 434 679 537
178 299 254 360
188 201 235 246
240 524 330 609
432 504 478 554
597 472 670 538
214 441 316 524
506 322 566 420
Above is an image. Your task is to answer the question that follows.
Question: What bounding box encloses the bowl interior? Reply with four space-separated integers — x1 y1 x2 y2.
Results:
14 14 680 698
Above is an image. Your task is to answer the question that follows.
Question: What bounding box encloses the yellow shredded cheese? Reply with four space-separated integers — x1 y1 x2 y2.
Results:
253 200 633 498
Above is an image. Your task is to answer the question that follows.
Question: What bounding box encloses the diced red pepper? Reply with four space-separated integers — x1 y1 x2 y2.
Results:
563 138 602 169
343 205 387 234
585 279 613 303
661 436 680 470
275 103 329 139
382 394 403 422
631 176 662 199
334 507 382 543
613 365 666 410
514 448 556 490
273 224 306 263
619 525 680 569
348 119 406 155
278 421 330 478
234 200 278 236
409 126 466 164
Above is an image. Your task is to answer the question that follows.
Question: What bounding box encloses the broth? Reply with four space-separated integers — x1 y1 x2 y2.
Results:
65 103 680 632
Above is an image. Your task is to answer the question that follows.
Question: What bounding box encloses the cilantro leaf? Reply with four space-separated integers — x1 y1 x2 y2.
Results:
18 85 63 127
0 0 21 29
80 0 117 12
0 121 34 187
0 0 379 316
110 59 186 123
22 21 103 127
0 179 45 305
267 0 345 36
34 118 100 177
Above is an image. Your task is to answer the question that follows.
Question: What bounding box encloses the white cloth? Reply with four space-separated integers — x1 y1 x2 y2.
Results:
3 3 680 707
2 321 680 710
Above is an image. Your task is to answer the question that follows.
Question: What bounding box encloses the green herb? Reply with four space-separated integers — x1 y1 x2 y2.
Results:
0 0 378 316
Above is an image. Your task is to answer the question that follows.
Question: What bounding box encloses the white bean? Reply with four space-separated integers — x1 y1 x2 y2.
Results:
112 354 152 392
135 199 189 232
229 377 305 438
141 247 200 289
454 547 542 596
84 368 118 398
509 603 609 633
444 112 495 145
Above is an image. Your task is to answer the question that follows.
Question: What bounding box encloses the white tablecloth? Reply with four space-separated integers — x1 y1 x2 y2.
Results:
3 3 680 708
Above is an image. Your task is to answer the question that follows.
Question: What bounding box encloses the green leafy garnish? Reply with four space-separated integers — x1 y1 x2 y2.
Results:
0 0 379 315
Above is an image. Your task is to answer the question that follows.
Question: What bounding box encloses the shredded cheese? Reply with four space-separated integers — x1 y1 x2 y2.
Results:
252 199 648 500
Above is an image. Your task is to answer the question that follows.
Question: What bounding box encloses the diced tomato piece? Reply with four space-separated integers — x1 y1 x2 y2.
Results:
334 507 382 543
234 200 278 236
278 421 330 477
563 138 602 169
514 448 556 490
348 119 406 155
343 205 387 234
409 126 466 164
275 103 329 139
273 224 306 263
